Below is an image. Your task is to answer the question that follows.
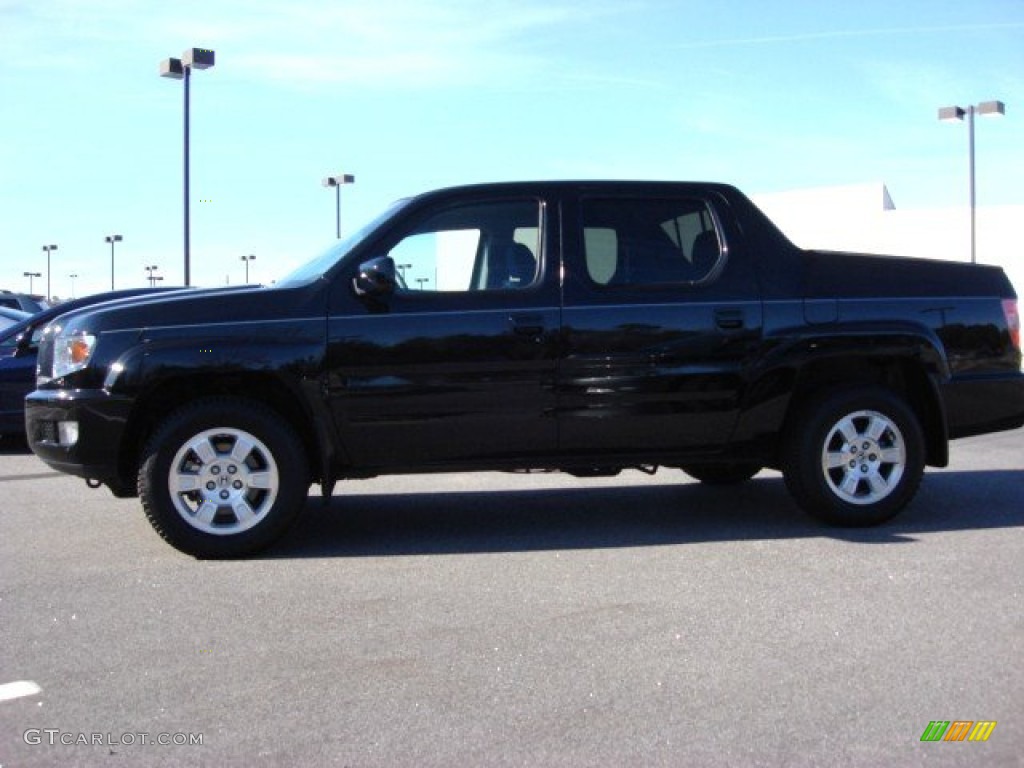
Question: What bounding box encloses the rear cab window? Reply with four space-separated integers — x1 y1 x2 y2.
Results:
580 197 725 287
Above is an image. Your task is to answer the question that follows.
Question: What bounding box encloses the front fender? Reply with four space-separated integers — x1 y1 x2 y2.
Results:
99 320 348 489
104 319 325 391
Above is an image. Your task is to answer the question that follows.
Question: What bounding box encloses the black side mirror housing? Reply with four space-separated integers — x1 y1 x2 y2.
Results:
353 256 397 297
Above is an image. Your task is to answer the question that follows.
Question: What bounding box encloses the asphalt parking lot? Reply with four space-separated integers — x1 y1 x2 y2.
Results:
0 430 1021 767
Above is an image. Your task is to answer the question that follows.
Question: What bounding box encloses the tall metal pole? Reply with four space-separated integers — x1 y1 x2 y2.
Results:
240 254 255 283
106 235 122 290
41 244 57 301
967 105 976 265
184 63 191 286
335 185 341 240
939 100 1005 265
322 174 355 240
162 49 213 287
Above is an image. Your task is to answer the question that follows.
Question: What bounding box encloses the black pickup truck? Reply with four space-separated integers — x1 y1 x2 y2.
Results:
26 181 1024 557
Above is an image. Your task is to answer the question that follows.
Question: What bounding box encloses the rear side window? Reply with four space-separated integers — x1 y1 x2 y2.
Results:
581 197 723 286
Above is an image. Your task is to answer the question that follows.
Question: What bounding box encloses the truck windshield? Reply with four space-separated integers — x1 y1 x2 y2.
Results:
276 198 412 288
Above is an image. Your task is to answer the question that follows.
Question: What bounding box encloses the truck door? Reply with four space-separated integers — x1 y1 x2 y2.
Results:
559 192 763 456
324 195 561 469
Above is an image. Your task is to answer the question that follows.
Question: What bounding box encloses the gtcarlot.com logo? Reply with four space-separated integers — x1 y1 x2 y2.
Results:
23 729 203 747
921 721 997 742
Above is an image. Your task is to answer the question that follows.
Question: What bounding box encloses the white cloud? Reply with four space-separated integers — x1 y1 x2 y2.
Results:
667 21 1024 50
2 0 615 89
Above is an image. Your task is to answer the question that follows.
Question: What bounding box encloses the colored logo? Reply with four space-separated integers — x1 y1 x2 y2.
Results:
921 721 997 742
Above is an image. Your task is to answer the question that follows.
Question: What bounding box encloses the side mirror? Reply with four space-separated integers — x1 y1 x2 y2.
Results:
353 256 397 297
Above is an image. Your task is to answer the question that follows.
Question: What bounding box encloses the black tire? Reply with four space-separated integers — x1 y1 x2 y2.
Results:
680 463 762 486
783 386 925 526
138 398 309 558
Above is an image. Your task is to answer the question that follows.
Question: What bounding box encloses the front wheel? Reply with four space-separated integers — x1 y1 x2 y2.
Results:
138 398 309 558
783 387 925 526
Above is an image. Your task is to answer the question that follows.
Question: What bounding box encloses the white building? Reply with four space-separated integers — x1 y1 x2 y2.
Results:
751 183 1024 296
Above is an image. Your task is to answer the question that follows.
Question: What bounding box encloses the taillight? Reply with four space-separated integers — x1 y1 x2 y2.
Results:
1004 299 1021 351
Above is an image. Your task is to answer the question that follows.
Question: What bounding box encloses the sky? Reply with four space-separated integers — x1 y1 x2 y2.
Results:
1 0 1022 299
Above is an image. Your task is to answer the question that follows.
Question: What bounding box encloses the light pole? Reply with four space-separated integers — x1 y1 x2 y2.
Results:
105 234 123 289
938 100 1006 264
322 173 355 239
160 47 215 286
41 244 58 301
69 273 79 298
240 254 256 283
23 271 41 294
145 264 160 287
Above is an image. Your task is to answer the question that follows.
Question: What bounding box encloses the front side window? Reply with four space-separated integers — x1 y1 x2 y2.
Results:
581 197 723 286
385 200 541 293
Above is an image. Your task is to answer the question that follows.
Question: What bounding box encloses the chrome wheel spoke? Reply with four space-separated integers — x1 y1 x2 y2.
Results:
879 446 904 465
189 436 218 464
248 471 274 490
866 416 890 442
195 501 219 526
839 471 862 497
230 436 255 464
174 474 202 493
836 417 860 446
825 451 849 470
231 499 256 524
866 471 889 496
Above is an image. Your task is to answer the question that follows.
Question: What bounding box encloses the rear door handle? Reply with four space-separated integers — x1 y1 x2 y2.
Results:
714 309 745 330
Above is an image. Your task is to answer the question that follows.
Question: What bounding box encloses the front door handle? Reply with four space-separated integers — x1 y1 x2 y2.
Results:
510 314 545 337
714 309 745 330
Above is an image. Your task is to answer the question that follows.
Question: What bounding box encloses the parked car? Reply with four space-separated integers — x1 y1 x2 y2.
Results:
0 288 187 436
0 307 31 333
0 290 48 313
25 181 1024 558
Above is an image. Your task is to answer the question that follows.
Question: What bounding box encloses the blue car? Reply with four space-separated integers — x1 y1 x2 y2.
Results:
0 306 31 331
0 288 185 436
0 291 48 314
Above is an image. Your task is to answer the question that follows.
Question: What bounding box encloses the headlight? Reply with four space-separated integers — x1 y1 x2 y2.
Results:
54 331 97 379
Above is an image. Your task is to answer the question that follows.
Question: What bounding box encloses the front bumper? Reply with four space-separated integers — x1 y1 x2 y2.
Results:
25 388 135 488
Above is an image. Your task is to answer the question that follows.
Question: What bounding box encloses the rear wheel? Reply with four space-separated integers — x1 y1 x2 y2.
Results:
138 398 309 558
783 387 925 526
680 462 761 486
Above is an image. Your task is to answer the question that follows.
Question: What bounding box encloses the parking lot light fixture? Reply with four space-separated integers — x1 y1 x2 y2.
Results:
160 47 216 287
938 100 1006 263
105 234 123 289
69 273 79 298
145 264 160 287
41 244 58 301
240 254 256 283
23 271 42 294
322 173 355 239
